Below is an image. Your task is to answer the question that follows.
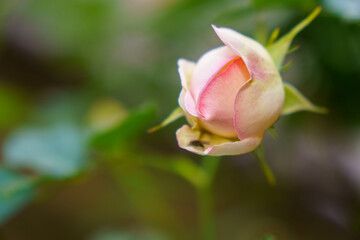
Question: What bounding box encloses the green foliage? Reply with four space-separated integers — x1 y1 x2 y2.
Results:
262 236 276 240
0 85 28 130
0 168 37 224
91 229 167 240
3 123 87 179
21 0 117 55
91 104 156 151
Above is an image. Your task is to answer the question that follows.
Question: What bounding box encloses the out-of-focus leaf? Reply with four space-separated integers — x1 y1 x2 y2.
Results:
91 229 168 240
214 5 259 24
0 168 37 225
148 107 184 133
262 236 276 240
20 0 117 55
32 93 91 124
3 123 87 179
91 104 156 149
281 83 327 115
142 154 207 188
0 85 28 130
106 156 183 237
87 98 128 134
253 0 317 8
324 0 360 21
267 7 322 69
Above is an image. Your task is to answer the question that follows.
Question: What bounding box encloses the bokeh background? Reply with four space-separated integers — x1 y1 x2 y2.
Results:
0 0 360 239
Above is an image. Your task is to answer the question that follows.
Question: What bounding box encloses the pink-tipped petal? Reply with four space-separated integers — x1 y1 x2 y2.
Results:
234 78 285 139
212 25 277 80
191 46 238 102
177 58 196 90
212 25 284 139
176 125 262 156
197 57 250 138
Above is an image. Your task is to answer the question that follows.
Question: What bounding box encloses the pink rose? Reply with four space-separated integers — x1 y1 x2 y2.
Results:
176 25 284 156
151 8 324 156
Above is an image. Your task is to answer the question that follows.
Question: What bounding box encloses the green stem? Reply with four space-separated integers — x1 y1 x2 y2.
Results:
196 156 221 240
252 145 276 186
197 182 216 240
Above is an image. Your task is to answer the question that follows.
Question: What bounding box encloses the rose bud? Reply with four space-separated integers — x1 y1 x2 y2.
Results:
175 25 285 156
150 7 325 156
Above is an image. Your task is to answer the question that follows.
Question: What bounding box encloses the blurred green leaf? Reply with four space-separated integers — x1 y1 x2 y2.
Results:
324 0 360 21
3 123 87 179
106 155 183 237
21 0 117 55
267 6 322 69
91 229 168 240
0 168 37 225
87 98 128 134
262 236 276 240
281 83 327 115
253 0 317 8
142 154 207 188
91 104 156 150
32 93 91 124
0 85 28 130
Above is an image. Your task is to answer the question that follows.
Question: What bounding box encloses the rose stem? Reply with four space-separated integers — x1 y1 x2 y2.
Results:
196 156 221 240
252 145 276 186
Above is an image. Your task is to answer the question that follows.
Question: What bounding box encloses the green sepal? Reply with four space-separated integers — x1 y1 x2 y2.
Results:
148 107 184 133
267 7 322 69
282 83 327 115
267 126 278 139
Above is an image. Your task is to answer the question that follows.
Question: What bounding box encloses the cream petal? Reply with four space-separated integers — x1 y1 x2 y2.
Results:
177 58 202 118
205 136 262 156
176 125 262 156
177 58 196 91
234 77 284 139
178 90 199 127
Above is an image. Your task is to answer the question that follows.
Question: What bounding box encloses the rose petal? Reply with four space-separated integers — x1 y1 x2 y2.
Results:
234 78 284 139
177 58 196 91
177 58 201 118
176 125 262 156
197 57 250 138
190 46 238 104
184 91 201 117
178 90 198 127
212 25 284 139
212 25 277 80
